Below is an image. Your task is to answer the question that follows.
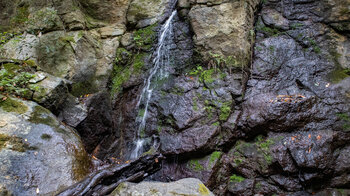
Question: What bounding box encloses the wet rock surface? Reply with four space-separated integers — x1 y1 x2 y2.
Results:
89 0 350 195
0 0 350 195
0 98 91 196
58 153 163 196
75 92 114 153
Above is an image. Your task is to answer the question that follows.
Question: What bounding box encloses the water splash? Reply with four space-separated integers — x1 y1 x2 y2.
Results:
130 10 177 159
130 139 144 159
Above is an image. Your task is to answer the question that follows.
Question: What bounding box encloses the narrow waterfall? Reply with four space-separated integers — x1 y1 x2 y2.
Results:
130 10 177 159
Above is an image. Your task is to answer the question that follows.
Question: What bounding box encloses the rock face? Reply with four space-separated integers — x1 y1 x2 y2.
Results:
189 0 260 62
127 0 172 28
1 0 350 195
110 178 214 196
0 97 91 196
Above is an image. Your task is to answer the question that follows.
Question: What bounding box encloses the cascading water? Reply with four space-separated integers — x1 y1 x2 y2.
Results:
130 10 177 159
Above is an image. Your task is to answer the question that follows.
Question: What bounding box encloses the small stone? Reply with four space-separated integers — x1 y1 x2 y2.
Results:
29 72 46 84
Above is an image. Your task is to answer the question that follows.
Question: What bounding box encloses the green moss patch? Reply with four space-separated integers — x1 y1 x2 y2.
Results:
72 146 91 181
11 5 29 28
212 122 219 126
71 79 98 97
133 53 146 73
256 25 283 37
3 63 21 73
29 106 57 127
111 47 148 96
115 48 132 65
336 113 350 131
0 133 36 152
111 64 131 95
189 66 223 85
188 159 205 171
0 60 38 98
209 151 222 167
0 32 19 47
219 102 232 121
133 23 157 50
0 98 28 114
40 134 52 140
328 68 350 83
230 174 245 183
255 135 275 165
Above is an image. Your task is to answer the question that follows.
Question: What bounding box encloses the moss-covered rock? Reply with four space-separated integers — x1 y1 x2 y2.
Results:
111 47 149 96
133 23 157 50
0 98 91 195
26 7 64 33
0 97 28 114
110 178 214 196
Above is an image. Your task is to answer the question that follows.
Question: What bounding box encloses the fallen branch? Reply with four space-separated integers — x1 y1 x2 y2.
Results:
57 153 164 196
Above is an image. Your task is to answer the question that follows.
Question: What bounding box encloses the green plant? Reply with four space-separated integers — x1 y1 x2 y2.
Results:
212 122 219 126
208 53 241 74
209 151 222 167
257 26 282 36
11 5 29 27
189 66 217 84
189 65 203 76
111 49 146 95
111 64 131 95
337 113 350 131
189 160 204 171
138 108 146 117
306 38 321 54
290 22 304 29
219 102 232 121
192 97 199 111
133 23 157 51
0 63 37 98
255 135 275 165
230 174 245 183
0 32 21 47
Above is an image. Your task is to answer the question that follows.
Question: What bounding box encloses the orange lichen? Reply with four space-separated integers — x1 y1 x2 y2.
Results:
269 94 306 104
316 135 321 140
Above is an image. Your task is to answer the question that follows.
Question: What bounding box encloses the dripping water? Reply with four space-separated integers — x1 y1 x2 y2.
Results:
130 10 177 159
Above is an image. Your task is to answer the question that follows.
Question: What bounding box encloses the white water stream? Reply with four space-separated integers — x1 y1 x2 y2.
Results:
130 10 177 159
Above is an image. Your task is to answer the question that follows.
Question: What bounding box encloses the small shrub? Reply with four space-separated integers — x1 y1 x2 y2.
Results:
0 62 37 98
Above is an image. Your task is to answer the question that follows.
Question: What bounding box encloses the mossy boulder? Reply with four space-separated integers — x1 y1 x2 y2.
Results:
36 30 115 96
110 178 214 196
26 7 64 33
0 98 91 195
